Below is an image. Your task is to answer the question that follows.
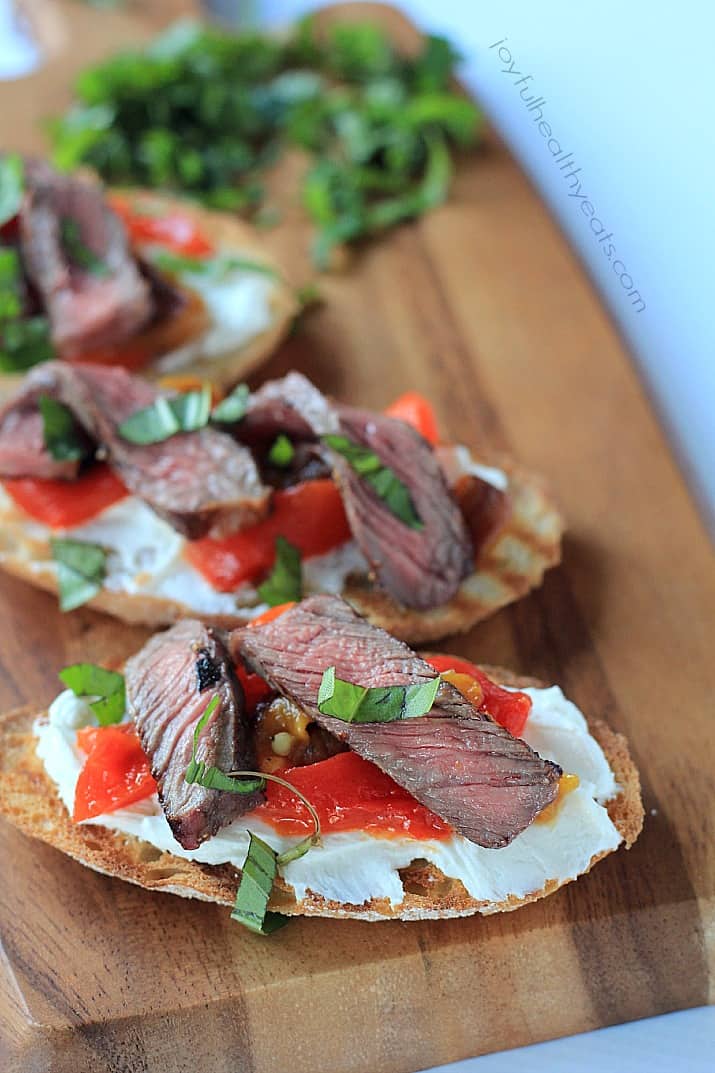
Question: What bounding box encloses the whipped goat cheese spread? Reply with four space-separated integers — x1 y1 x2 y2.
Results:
35 684 621 911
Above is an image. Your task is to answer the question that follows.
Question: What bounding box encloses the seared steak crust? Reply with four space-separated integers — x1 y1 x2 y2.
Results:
331 406 474 609
232 596 561 848
126 620 262 850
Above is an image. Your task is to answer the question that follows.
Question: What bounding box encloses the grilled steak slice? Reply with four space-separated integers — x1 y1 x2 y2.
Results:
0 407 83 480
238 371 339 445
0 361 269 537
232 596 561 848
20 159 153 358
126 620 262 850
236 373 474 609
330 406 474 609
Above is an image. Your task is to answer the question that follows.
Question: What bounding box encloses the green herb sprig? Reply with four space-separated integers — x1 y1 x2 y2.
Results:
323 433 423 529
60 218 110 276
257 536 302 607
211 382 250 424
50 18 481 267
184 692 321 935
51 537 107 611
151 250 278 281
0 247 55 372
317 666 440 723
118 385 211 445
0 155 24 227
39 396 87 462
58 663 125 725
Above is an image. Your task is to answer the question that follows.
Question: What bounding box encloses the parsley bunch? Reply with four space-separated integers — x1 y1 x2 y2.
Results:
50 17 482 266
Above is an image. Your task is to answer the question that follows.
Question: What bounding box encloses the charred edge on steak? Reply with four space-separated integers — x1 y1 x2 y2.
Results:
231 595 561 849
125 620 263 849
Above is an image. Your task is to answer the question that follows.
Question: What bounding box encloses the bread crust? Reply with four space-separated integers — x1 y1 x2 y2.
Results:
0 668 643 922
0 189 297 400
0 457 564 641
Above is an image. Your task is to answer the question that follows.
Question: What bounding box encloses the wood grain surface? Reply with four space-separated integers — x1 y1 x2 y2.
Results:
0 3 713 1072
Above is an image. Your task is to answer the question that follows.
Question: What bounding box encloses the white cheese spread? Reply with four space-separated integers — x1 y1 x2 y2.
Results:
150 258 277 373
0 443 502 617
35 684 621 911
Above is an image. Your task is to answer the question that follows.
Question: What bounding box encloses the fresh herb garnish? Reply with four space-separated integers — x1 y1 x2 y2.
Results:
50 19 481 267
118 385 211 445
317 666 441 723
151 249 278 281
231 834 288 935
185 692 321 935
0 246 55 372
323 433 423 529
257 536 302 607
39 396 86 462
267 434 295 468
60 218 110 276
0 316 54 372
0 155 24 227
211 382 250 424
51 538 106 611
58 663 125 725
185 695 265 793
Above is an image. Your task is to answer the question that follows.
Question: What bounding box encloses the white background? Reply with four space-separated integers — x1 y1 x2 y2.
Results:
0 1 712 1069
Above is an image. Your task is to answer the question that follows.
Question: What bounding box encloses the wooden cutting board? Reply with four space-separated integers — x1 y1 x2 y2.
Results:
0 4 713 1072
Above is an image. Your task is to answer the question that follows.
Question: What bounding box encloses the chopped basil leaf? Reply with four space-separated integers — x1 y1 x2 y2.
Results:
49 24 481 268
58 662 125 725
267 434 294 467
184 694 320 935
0 155 24 226
60 218 110 277
231 833 288 935
169 383 212 431
0 315 54 372
152 249 278 281
211 383 250 424
323 433 423 529
0 247 22 321
295 281 321 309
257 536 302 607
118 385 211 444
185 695 265 794
51 538 106 611
39 396 86 462
317 666 440 723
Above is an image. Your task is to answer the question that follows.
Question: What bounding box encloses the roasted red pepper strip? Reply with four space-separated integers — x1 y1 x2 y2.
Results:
425 654 532 737
384 391 439 445
74 724 157 822
3 464 128 529
252 751 451 840
185 480 351 591
108 196 214 257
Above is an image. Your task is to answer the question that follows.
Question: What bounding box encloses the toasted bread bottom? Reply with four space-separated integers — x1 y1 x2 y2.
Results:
0 669 643 921
0 459 563 643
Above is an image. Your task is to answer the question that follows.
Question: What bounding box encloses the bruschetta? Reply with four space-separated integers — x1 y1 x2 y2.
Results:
0 155 296 394
0 363 563 641
0 596 642 926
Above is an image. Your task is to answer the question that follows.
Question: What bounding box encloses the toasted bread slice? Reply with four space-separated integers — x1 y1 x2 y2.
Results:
0 190 297 401
0 669 642 921
0 458 563 643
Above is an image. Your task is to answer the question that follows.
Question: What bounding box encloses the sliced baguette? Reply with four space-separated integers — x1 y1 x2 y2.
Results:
0 458 563 642
0 668 643 922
